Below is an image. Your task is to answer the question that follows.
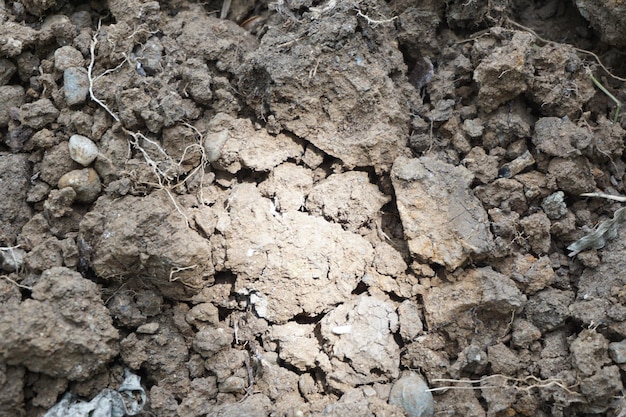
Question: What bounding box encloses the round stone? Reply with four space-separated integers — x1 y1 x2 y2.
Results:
389 372 435 417
68 134 99 166
58 168 101 203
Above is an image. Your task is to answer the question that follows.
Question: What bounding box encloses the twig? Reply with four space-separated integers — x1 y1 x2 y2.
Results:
580 192 626 202
88 20 121 122
220 0 232 19
355 8 397 26
1 275 32 290
169 264 198 282
169 265 202 289
588 69 622 123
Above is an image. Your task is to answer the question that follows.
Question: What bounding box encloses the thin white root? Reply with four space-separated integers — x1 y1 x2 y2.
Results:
580 192 626 202
88 22 211 228
429 374 579 396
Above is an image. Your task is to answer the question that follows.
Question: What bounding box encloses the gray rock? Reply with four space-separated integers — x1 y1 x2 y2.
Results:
63 67 89 106
391 156 494 270
542 191 568 219
526 288 574 331
136 36 163 75
389 372 434 417
609 340 626 364
0 247 26 272
0 85 25 127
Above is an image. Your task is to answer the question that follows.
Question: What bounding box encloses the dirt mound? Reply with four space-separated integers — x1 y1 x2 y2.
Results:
1 0 626 416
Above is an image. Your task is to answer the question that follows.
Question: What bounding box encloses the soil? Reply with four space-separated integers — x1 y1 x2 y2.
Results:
1 0 626 416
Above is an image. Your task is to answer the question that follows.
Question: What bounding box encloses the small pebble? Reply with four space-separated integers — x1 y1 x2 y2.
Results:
542 191 567 220
499 150 535 178
136 322 160 334
389 372 434 417
64 67 90 106
69 134 99 166
219 376 246 393
609 340 626 364
58 168 101 203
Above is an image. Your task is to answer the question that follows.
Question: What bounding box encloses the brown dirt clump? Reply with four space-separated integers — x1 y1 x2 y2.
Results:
1 0 626 416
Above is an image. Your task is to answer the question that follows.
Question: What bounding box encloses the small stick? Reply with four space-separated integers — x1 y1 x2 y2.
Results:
588 70 622 123
580 192 626 202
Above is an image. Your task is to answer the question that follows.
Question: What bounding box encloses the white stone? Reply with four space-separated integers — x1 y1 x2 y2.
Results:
69 134 99 166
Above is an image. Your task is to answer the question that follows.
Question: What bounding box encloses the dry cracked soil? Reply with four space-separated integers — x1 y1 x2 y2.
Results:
2 0 626 416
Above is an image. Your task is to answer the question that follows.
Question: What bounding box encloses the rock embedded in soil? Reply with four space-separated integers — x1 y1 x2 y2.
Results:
422 267 526 330
239 4 412 171
391 156 494 270
205 113 305 173
63 67 89 106
320 295 400 391
222 183 374 323
473 32 534 114
79 192 214 299
305 171 391 231
57 168 102 203
0 267 119 380
389 372 434 417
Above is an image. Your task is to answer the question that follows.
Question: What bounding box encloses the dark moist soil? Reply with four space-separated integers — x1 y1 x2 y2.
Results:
1 0 626 416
